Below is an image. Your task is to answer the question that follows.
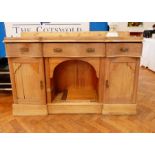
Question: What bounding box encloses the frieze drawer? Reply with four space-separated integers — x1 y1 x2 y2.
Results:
106 43 142 57
5 43 42 57
43 43 105 57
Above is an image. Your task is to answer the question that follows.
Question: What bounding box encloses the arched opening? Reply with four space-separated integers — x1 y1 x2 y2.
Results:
51 60 98 102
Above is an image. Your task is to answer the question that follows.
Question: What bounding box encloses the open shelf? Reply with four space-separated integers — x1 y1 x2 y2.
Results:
50 60 99 104
53 88 97 103
0 72 10 74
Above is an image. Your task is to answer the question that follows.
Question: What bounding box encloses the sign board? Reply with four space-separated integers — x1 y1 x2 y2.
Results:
4 22 89 37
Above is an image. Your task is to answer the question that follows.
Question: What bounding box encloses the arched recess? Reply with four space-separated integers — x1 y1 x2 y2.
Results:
48 58 100 102
49 58 100 78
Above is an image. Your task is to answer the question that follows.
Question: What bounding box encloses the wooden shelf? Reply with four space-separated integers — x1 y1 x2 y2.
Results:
0 88 12 91
53 88 98 103
0 72 10 74
0 83 11 85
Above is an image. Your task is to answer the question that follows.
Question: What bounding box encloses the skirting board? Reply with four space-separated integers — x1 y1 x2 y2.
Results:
13 104 48 116
102 104 137 115
47 103 103 114
12 103 136 115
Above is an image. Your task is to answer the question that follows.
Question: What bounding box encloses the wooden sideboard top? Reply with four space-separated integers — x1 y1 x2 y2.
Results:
4 32 143 43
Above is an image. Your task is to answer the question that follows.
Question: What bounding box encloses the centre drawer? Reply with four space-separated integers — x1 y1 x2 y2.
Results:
43 43 105 57
106 43 142 57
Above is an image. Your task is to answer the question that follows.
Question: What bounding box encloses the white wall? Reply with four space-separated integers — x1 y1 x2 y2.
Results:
109 22 155 32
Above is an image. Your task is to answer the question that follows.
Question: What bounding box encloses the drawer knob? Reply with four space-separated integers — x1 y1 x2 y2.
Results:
53 48 63 53
120 48 129 52
20 47 29 53
86 48 95 53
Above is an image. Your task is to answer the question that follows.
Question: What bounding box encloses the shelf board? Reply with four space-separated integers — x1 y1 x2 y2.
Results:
0 83 11 85
0 88 12 91
53 88 98 103
0 72 10 74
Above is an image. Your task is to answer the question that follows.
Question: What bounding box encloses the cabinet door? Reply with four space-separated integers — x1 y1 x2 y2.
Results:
105 57 140 104
9 58 46 104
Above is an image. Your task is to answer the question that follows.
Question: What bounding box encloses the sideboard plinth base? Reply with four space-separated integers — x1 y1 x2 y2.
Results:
13 104 48 116
102 104 137 115
47 103 102 114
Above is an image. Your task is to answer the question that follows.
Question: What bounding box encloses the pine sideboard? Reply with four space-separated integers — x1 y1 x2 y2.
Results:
4 32 142 115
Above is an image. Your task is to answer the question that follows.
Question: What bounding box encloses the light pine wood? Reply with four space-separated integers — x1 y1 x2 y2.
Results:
5 43 42 57
48 57 101 78
0 68 155 132
13 104 47 116
4 32 143 43
52 60 98 93
4 32 142 115
48 102 102 114
45 58 53 103
8 58 18 104
21 32 107 39
98 58 106 103
20 31 130 38
46 57 101 104
8 58 46 106
47 59 99 102
43 43 105 57
104 57 139 105
106 43 142 57
102 104 136 115
67 88 97 100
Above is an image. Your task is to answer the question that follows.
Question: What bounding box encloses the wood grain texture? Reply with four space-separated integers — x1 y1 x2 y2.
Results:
47 58 102 104
106 43 142 57
5 32 142 115
9 58 46 105
48 102 102 114
0 67 155 132
43 43 105 57
53 60 98 93
48 58 100 78
102 104 136 115
13 104 48 116
67 88 97 100
5 43 42 57
4 32 142 43
104 57 139 105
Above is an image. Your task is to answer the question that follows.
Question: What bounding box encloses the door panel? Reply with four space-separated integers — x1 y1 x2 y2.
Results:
105 57 139 104
13 63 24 99
11 58 46 104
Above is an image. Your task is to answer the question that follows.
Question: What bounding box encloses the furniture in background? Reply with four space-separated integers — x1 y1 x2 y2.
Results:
130 32 143 37
143 30 153 38
0 58 11 91
4 32 142 115
0 23 11 91
141 38 155 72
